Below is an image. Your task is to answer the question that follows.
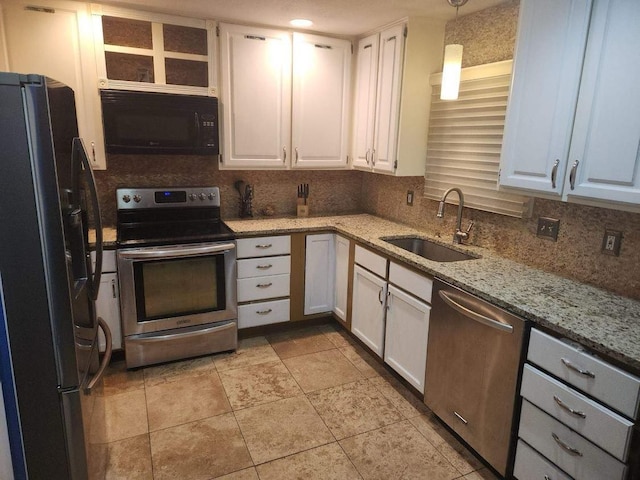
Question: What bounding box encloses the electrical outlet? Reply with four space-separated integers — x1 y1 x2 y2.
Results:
601 230 622 256
537 217 560 241
406 190 414 206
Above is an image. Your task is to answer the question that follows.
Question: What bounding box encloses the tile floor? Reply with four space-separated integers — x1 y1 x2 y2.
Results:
88 323 499 480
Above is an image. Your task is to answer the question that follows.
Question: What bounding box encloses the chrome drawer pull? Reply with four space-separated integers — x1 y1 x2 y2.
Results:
256 309 273 315
453 411 468 425
561 358 595 378
256 264 273 269
552 433 583 456
553 395 586 418
256 244 273 249
256 283 273 288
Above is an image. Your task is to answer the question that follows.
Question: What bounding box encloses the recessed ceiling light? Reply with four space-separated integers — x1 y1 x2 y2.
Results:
290 19 313 28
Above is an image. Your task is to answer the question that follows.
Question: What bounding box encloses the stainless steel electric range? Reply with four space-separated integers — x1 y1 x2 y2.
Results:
116 187 237 368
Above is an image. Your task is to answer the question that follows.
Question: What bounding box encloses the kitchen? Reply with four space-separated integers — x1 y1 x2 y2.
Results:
1 0 639 479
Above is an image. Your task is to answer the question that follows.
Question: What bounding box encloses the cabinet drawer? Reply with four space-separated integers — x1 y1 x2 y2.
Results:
354 245 387 278
237 255 290 279
513 439 572 480
238 299 290 329
518 400 627 480
388 262 432 302
237 274 290 303
91 249 117 272
521 364 633 461
236 236 291 259
528 328 640 419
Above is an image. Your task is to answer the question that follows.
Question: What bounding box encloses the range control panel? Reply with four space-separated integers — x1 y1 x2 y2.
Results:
117 187 220 209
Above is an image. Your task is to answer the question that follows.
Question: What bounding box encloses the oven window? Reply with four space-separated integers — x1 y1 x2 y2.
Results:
133 255 225 321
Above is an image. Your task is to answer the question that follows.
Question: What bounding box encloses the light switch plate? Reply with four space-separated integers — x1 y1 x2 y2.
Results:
601 230 622 256
537 217 560 241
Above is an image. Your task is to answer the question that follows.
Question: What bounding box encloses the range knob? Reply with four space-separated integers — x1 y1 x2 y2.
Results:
208 193 216 200
189 193 197 201
199 193 207 201
133 195 142 203
122 194 131 203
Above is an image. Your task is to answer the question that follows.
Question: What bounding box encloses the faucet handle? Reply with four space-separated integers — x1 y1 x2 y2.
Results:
465 221 474 234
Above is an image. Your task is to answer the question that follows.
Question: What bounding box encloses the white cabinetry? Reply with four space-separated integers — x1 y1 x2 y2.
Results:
92 250 122 351
0 0 106 169
351 264 387 357
304 234 335 315
500 0 640 209
351 18 445 176
333 235 350 321
218 23 291 169
236 235 291 329
219 24 351 170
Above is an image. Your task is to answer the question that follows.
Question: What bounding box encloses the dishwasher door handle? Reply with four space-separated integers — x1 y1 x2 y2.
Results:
439 290 514 333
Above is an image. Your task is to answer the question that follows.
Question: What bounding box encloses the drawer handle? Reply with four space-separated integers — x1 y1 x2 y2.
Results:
256 244 273 249
553 395 586 419
256 264 273 269
453 411 468 425
552 433 583 457
256 282 273 288
256 309 273 315
561 358 595 378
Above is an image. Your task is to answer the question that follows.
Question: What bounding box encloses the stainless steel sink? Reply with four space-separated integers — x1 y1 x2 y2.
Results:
382 236 479 262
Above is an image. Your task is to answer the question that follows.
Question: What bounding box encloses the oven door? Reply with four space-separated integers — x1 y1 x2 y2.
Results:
117 242 236 336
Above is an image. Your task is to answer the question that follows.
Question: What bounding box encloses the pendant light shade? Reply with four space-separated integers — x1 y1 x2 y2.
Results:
440 43 463 100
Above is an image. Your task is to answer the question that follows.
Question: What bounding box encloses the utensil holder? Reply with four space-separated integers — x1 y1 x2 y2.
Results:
297 198 309 217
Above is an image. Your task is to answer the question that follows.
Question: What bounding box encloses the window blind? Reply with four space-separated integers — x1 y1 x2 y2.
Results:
425 60 533 218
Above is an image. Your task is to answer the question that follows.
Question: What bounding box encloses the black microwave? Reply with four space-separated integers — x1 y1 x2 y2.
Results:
100 90 219 155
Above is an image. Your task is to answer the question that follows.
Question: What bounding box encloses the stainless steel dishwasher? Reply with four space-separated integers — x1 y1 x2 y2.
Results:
424 279 527 477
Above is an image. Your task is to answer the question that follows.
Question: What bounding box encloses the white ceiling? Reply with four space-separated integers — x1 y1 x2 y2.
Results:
93 0 507 36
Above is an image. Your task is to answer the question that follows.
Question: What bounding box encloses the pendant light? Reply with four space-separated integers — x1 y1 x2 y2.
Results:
441 0 468 100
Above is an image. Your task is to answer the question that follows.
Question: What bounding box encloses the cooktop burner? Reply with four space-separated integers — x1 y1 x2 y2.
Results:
116 187 235 247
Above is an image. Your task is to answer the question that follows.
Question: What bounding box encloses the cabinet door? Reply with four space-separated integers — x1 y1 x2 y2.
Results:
304 234 335 315
291 33 351 169
499 0 592 195
352 34 379 170
351 265 386 357
95 273 122 351
384 285 430 393
1 1 107 169
219 24 291 169
333 235 350 321
565 0 640 205
372 24 405 174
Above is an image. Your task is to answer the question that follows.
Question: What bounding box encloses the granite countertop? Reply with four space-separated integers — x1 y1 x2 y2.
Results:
226 214 640 373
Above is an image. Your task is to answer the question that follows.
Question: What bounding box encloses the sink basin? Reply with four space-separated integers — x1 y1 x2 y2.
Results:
382 236 479 262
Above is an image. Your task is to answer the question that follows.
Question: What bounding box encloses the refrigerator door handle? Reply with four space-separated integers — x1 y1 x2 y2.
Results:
86 317 111 392
73 137 103 301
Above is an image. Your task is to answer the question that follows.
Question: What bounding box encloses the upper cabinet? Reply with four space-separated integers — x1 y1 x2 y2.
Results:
352 18 445 176
500 0 640 209
219 24 351 170
0 0 107 169
91 6 217 96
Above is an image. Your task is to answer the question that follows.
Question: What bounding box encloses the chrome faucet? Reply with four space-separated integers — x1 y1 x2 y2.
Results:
437 187 474 244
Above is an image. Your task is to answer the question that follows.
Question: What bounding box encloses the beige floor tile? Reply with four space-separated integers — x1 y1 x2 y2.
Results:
339 421 460 480
213 336 280 372
213 467 259 480
98 361 145 397
234 395 334 464
283 349 363 392
89 389 148 444
463 468 499 480
146 371 231 431
88 434 152 480
219 360 302 410
150 413 252 480
307 380 404 440
267 326 337 359
143 356 216 387
368 376 429 419
256 442 362 480
318 323 354 348
339 344 388 378
409 414 484 476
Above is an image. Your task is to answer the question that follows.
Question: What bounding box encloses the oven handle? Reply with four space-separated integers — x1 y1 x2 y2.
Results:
119 242 235 260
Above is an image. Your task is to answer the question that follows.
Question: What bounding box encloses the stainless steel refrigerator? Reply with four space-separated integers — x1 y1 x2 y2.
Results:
0 73 111 479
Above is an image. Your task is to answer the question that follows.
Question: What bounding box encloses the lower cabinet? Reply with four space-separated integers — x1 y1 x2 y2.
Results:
304 234 335 315
351 264 387 357
333 234 350 322
93 250 122 352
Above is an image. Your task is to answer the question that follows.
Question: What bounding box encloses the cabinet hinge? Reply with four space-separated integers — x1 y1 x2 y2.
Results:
498 168 501 180
404 25 408 38
394 160 398 170
347 155 350 163
219 154 223 164
351 43 354 55
216 25 220 37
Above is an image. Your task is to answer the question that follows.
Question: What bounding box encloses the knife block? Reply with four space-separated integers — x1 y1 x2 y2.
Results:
297 198 309 217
